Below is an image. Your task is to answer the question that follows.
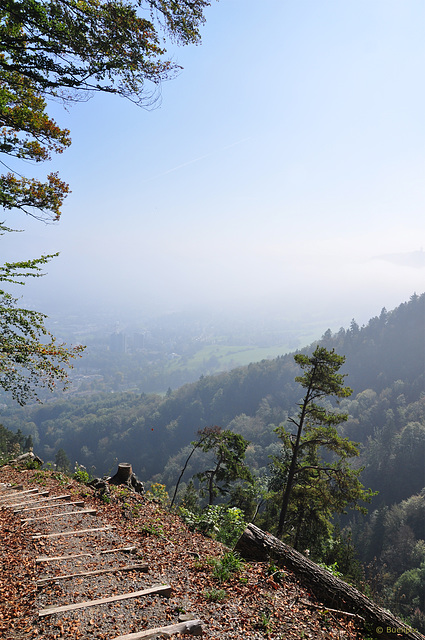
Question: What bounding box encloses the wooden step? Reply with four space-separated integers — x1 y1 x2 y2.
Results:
22 508 96 523
0 489 48 505
0 484 23 492
111 620 203 639
19 500 85 513
36 563 148 585
32 525 113 540
0 488 39 501
6 491 54 508
38 584 173 617
36 546 138 563
13 494 71 511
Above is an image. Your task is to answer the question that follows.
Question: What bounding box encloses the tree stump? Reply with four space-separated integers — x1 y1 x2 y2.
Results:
235 524 424 640
106 463 144 495
10 452 44 467
109 463 133 485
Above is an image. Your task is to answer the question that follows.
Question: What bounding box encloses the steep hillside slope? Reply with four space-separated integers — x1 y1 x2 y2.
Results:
0 464 366 640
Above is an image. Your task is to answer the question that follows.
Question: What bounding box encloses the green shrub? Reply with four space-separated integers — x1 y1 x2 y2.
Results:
139 516 165 537
209 551 245 583
146 482 169 506
318 561 343 578
179 504 246 547
253 609 272 635
52 472 68 486
25 458 42 470
73 463 90 484
28 470 47 485
204 588 227 602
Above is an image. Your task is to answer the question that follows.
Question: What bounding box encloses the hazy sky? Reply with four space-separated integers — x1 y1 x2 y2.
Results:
4 0 425 330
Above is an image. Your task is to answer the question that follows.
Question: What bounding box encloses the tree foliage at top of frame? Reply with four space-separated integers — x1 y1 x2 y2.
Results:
0 0 212 220
0 0 211 104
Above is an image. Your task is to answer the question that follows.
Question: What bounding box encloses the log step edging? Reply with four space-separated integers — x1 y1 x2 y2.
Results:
110 619 203 639
2 490 50 507
12 494 70 510
22 508 97 523
0 488 39 501
32 525 113 539
19 500 85 514
0 484 23 492
36 546 138 563
38 584 173 617
36 563 148 585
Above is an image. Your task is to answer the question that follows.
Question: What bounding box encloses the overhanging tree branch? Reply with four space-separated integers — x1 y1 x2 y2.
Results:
0 234 84 404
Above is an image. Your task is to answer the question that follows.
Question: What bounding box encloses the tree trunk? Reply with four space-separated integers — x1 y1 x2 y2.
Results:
235 524 424 640
170 443 198 508
277 393 309 537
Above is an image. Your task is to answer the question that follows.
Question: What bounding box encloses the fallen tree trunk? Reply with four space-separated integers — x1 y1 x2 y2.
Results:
235 524 424 640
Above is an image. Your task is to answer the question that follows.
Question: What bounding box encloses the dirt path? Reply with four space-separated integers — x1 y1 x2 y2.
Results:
0 466 363 640
1 480 201 639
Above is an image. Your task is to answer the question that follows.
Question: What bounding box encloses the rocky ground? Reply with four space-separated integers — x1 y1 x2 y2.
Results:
0 464 363 640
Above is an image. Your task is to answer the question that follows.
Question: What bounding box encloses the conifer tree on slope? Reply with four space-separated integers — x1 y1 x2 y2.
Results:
275 346 374 540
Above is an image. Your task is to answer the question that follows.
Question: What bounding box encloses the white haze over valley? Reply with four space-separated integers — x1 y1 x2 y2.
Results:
3 0 424 336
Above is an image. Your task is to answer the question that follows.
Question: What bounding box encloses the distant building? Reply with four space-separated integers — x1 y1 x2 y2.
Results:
133 332 146 351
110 331 126 353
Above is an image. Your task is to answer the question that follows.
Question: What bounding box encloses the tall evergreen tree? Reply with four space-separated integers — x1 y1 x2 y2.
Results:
275 347 373 540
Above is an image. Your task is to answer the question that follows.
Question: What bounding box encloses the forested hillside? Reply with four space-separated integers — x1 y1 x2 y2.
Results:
1 293 424 629
2 293 423 484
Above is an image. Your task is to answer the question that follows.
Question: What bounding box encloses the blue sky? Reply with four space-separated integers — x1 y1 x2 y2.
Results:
4 0 425 329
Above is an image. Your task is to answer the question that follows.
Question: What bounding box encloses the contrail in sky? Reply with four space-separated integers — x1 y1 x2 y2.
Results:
142 137 251 183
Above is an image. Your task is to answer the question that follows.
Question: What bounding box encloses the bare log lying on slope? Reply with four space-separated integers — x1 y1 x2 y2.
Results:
235 524 424 640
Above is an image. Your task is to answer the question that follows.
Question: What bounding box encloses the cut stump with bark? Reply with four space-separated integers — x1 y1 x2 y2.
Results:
95 462 144 495
235 524 425 640
110 463 133 484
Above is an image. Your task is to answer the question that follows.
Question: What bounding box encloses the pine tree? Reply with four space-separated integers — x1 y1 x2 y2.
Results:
274 347 375 540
